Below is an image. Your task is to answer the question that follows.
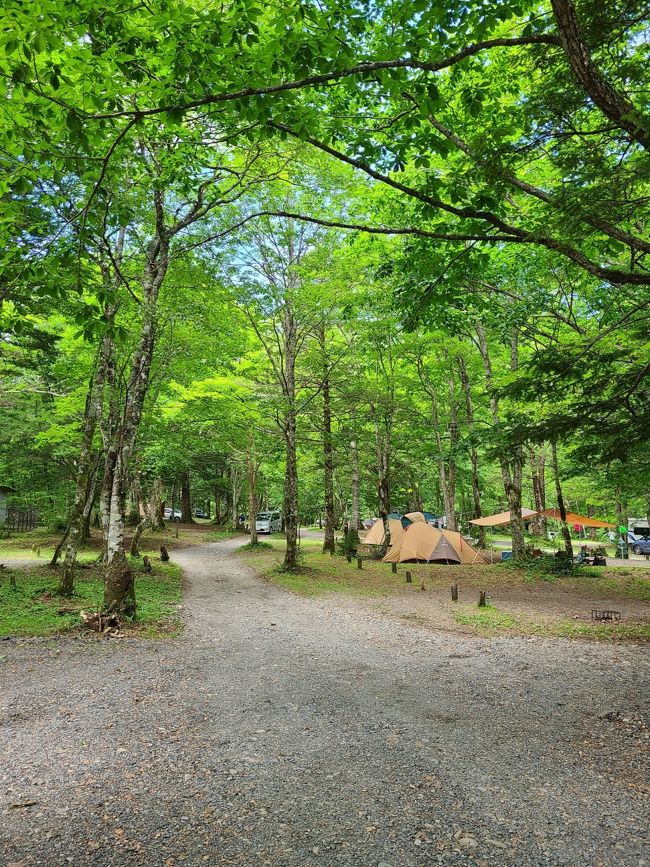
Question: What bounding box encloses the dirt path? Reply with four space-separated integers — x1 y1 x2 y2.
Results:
1 538 648 866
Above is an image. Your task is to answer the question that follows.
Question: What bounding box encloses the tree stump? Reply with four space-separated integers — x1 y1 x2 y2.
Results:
405 571 412 583
160 545 170 562
451 583 458 601
478 591 486 607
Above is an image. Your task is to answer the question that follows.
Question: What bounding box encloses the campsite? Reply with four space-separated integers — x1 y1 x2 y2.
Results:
1 0 649 864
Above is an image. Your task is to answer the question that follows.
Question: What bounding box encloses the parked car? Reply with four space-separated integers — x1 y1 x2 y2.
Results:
255 510 282 534
194 508 208 519
164 507 182 522
631 538 650 556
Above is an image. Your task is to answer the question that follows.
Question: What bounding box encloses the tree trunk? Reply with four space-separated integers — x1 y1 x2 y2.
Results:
529 445 547 536
476 322 525 558
149 478 165 530
102 246 166 614
180 470 194 523
283 305 299 570
457 354 485 546
551 0 650 151
374 418 390 520
58 343 110 594
230 465 243 530
350 439 360 532
247 440 259 546
551 440 573 558
320 327 335 554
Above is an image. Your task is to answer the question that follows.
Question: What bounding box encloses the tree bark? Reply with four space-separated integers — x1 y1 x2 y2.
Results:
149 478 165 530
320 326 335 554
457 354 484 546
283 304 299 570
180 470 194 523
551 0 650 151
350 439 360 532
103 221 170 615
58 333 112 594
247 438 259 546
529 445 547 536
417 357 458 531
476 323 525 558
551 440 573 558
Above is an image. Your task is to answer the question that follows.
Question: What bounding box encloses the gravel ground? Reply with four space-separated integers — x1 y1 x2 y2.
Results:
1 538 648 867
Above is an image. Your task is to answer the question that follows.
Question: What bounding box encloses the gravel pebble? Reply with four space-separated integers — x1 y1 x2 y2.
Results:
1 538 648 866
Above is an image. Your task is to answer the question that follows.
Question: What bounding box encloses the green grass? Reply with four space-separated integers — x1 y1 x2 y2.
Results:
453 603 517 634
202 529 239 542
238 540 649 643
0 558 182 638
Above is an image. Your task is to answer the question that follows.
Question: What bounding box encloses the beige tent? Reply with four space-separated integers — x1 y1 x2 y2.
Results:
382 522 458 563
383 522 487 565
469 508 538 527
363 517 405 548
404 511 426 523
441 529 489 565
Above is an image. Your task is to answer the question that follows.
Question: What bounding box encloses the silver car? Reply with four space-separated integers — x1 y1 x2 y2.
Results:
255 511 282 534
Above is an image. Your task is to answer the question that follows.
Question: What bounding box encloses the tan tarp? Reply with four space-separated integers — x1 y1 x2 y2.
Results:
404 511 426 523
381 522 486 564
469 508 538 527
541 509 614 529
363 517 405 547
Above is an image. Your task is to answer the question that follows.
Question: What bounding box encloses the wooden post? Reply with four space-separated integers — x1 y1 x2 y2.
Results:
451 583 458 601
10 572 16 589
478 591 486 607
357 557 363 570
420 579 426 591
405 571 412 583
391 562 397 574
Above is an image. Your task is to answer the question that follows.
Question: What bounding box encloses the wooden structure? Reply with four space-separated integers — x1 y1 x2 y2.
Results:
0 485 16 526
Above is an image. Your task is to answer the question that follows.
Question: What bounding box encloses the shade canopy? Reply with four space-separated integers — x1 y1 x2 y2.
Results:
469 508 538 527
541 509 614 529
470 507 614 529
382 522 488 565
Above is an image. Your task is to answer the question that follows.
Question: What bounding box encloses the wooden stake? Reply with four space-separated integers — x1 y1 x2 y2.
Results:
451 583 458 601
357 557 363 570
478 591 486 607
391 562 397 574
405 570 412 583
420 579 426 591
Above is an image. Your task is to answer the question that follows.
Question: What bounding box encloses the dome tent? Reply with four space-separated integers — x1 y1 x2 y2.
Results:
363 516 406 548
382 522 488 565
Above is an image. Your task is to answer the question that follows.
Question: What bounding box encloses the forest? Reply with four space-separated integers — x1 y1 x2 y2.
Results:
1 0 649 618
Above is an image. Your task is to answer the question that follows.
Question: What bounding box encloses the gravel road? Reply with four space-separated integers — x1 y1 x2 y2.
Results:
1 538 648 866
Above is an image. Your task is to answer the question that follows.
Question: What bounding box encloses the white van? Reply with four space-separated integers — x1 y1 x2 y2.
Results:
256 510 282 534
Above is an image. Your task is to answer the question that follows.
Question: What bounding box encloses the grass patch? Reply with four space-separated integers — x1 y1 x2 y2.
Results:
238 540 649 643
202 529 239 543
453 603 517 635
546 620 650 641
0 558 182 638
238 540 274 552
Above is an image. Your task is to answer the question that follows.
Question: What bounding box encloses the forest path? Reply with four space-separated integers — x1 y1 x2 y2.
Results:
1 538 648 866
